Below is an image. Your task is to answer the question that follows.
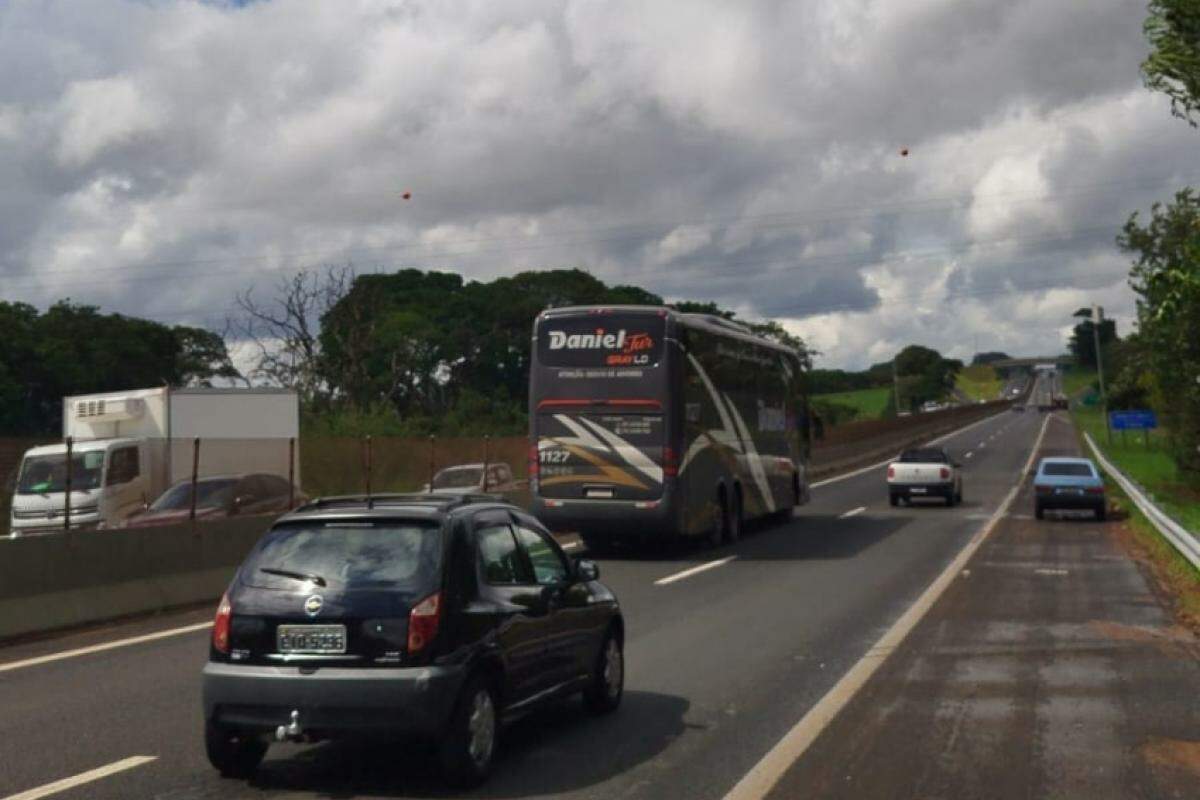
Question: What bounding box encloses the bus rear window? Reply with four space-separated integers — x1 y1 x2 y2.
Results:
537 315 665 368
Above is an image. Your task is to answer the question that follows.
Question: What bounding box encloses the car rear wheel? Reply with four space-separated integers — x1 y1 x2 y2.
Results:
1035 503 1045 520
583 631 624 714
439 673 499 788
1095 506 1107 522
205 721 267 779
889 494 899 507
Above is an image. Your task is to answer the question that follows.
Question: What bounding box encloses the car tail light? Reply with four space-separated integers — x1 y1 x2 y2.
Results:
940 467 950 480
212 593 232 654
1085 486 1105 494
1035 484 1052 494
663 446 678 478
887 466 895 479
408 592 442 655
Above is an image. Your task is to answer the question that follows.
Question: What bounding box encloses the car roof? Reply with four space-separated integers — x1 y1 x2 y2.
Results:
273 493 520 525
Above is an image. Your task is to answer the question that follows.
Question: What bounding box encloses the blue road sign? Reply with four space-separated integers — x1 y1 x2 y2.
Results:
1110 410 1157 430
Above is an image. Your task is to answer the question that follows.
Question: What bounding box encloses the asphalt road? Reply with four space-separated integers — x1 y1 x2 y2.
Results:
0 404 1089 800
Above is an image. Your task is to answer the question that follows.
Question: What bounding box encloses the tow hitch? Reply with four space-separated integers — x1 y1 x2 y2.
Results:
275 710 304 742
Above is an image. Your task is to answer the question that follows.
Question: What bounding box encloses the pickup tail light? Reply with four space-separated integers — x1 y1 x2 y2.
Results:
887 466 895 479
212 592 232 654
939 467 950 480
528 443 539 483
408 592 442 655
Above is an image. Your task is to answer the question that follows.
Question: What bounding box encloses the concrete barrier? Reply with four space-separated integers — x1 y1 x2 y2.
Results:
0 516 273 642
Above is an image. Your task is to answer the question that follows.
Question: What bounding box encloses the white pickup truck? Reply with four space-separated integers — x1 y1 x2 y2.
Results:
887 447 963 507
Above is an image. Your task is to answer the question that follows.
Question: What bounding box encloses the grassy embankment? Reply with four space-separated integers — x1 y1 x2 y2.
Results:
812 387 891 422
955 365 1003 401
1071 405 1200 624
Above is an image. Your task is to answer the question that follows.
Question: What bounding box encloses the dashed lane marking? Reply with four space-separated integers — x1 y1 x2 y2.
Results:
655 556 737 586
2 756 157 800
0 622 213 674
838 506 867 519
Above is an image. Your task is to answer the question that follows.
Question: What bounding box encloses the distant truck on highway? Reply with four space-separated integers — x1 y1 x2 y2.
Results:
887 447 963 507
9 387 299 535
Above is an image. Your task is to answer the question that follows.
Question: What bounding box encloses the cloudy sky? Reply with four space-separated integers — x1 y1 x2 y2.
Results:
2 0 1197 369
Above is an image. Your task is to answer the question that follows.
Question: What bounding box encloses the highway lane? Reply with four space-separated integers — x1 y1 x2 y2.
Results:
0 406 1044 800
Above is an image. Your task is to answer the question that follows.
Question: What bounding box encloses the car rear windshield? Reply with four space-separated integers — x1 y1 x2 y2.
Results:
1041 463 1095 477
898 449 947 463
241 522 443 593
151 479 237 511
432 467 483 489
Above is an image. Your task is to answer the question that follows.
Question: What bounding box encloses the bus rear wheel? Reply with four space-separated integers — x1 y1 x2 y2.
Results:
724 489 742 544
708 493 728 547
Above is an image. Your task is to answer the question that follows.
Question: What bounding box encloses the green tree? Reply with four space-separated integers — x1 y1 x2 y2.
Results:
1067 309 1118 368
1118 189 1200 472
1142 0 1200 127
893 345 962 411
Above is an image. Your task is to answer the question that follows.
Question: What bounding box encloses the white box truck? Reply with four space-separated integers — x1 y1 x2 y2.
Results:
9 387 300 535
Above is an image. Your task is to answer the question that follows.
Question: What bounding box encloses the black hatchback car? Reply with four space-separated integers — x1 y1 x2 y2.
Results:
202 494 624 787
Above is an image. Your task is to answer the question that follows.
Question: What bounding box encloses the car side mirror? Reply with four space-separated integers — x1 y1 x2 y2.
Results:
575 558 600 582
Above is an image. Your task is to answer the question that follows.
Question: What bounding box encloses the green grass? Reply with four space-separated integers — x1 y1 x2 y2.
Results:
1062 369 1098 399
956 365 1003 402
1074 407 1200 535
813 387 891 420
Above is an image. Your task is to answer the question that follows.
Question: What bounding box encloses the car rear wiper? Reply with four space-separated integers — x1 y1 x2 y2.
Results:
259 567 327 587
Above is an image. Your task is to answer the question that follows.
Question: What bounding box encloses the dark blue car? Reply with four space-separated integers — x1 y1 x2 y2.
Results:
1033 457 1106 520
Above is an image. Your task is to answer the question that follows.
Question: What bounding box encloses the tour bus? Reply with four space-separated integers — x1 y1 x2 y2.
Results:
529 305 811 549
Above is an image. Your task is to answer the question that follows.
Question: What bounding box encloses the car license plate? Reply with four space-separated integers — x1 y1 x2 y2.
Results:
1057 488 1082 496
276 624 347 654
909 487 926 494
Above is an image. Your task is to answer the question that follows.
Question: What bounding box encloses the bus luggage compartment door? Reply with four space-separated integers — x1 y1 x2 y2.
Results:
535 412 665 501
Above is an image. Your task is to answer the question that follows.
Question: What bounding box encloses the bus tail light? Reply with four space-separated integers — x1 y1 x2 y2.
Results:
212 592 232 654
663 446 678 478
408 592 441 654
528 443 539 481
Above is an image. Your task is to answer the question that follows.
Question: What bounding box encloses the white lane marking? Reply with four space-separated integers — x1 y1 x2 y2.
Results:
2 756 157 800
722 413 1052 800
978 442 987 449
810 411 1008 489
654 556 737 586
838 506 867 519
0 622 212 674
965 452 973 459
1035 568 1069 576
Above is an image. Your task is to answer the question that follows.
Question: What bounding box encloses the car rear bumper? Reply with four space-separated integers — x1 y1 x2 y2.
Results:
1036 493 1105 511
889 482 955 499
202 661 466 738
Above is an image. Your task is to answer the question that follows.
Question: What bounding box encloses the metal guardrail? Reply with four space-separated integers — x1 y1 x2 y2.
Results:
1083 431 1200 571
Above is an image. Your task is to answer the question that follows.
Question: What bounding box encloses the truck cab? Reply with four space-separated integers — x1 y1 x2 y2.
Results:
10 438 148 534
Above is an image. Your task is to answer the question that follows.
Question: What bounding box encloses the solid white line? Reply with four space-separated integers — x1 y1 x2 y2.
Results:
0 622 213 674
722 413 1051 800
2 756 157 800
810 411 1007 490
654 556 737 586
838 506 867 519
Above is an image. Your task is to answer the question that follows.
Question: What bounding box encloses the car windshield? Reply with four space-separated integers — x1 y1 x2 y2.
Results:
1042 463 1095 477
150 479 239 512
432 467 483 489
898 449 947 464
16 452 104 494
242 522 443 593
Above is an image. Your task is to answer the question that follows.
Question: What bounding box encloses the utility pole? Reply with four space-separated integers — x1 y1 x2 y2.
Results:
1092 304 1110 444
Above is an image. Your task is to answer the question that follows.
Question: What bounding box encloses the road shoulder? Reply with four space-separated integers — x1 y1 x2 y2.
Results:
765 412 1200 800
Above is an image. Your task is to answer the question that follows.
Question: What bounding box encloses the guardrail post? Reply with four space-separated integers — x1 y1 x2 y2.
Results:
482 435 491 492
64 436 73 533
288 437 296 508
364 435 373 501
428 435 436 490
189 437 200 522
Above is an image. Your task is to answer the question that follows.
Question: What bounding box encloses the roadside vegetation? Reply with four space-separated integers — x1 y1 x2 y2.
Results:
812 387 890 424
955 365 1002 402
